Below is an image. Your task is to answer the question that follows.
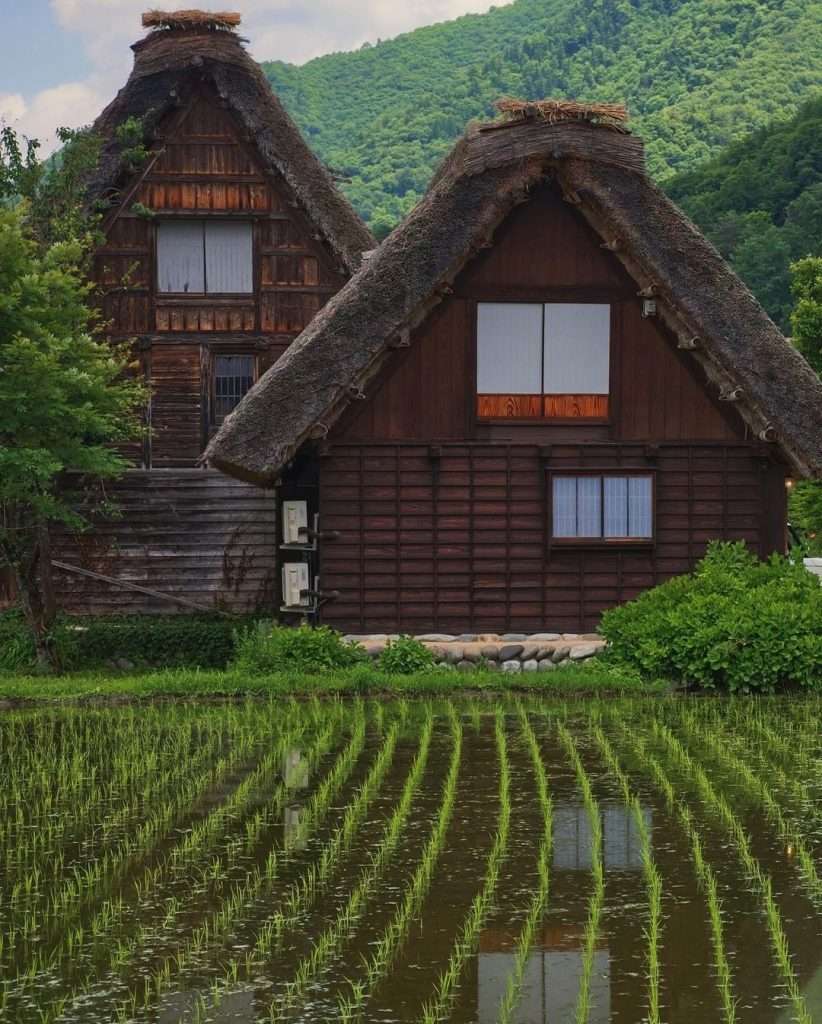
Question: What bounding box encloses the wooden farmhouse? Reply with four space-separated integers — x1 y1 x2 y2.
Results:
45 11 374 615
32 12 822 631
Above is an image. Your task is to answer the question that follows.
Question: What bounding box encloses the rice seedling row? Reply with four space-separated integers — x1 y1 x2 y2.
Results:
2 699 820 1024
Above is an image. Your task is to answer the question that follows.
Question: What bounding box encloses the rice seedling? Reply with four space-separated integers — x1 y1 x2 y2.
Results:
556 721 605 1024
493 706 553 1024
419 706 511 1023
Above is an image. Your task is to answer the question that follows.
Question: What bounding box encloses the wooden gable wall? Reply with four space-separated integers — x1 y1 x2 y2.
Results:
94 91 348 468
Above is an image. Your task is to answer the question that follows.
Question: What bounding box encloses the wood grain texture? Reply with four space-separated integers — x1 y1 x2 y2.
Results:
317 442 784 634
544 394 609 418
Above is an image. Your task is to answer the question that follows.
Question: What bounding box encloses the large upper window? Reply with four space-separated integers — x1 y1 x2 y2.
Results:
157 220 253 294
552 475 653 541
477 302 610 419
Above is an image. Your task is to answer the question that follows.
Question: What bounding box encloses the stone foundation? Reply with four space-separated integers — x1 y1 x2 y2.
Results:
342 633 606 672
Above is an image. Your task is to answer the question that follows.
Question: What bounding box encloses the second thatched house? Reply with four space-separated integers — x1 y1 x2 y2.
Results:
208 99 822 634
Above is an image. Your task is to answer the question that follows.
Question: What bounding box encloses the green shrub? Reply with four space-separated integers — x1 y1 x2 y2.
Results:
0 610 253 672
600 541 822 693
232 623 367 675
377 635 437 675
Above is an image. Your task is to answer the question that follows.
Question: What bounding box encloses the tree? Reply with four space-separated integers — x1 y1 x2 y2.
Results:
0 127 145 671
787 256 822 553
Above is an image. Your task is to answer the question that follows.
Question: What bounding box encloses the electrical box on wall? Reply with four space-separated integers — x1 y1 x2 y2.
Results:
282 500 308 545
281 563 310 608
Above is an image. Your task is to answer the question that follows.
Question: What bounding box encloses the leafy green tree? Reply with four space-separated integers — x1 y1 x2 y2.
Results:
0 128 145 671
787 256 822 553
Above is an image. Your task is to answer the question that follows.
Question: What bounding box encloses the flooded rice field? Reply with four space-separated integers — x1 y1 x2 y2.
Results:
1 697 820 1024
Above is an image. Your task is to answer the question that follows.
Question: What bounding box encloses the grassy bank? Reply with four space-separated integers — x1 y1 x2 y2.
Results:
0 662 666 703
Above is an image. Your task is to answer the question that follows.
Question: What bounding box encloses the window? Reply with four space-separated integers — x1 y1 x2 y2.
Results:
212 355 256 424
476 302 610 419
157 220 253 294
551 475 653 540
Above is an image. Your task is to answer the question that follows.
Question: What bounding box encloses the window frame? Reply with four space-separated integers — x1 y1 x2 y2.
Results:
473 298 614 424
208 351 259 428
547 469 656 548
155 217 256 298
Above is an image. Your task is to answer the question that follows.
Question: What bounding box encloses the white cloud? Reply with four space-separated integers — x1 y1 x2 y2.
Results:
10 0 507 151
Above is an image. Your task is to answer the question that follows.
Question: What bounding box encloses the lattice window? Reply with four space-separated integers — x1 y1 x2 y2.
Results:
212 355 256 424
551 475 653 540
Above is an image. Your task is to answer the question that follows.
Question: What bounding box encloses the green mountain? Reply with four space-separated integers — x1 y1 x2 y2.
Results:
261 0 822 236
665 96 822 330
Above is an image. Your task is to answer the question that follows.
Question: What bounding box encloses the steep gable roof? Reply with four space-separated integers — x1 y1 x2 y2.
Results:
206 103 822 482
85 11 374 273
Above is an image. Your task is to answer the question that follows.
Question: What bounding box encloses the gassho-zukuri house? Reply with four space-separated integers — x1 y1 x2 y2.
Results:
33 10 822 635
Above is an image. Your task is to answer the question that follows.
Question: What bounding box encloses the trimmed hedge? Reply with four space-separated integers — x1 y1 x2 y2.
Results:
600 541 822 693
0 611 263 672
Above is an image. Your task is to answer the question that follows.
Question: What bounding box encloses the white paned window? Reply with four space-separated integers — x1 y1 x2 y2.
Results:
476 303 543 394
552 475 653 540
543 303 610 394
157 220 253 294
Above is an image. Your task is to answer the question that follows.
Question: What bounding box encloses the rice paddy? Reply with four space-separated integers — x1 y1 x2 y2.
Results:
1 697 820 1023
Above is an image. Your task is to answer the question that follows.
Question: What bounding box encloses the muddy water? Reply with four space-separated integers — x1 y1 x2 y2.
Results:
0 698 820 1023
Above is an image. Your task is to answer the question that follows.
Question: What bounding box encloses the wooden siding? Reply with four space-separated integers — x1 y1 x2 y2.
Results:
317 442 786 634
52 471 277 615
341 185 743 445
92 86 348 469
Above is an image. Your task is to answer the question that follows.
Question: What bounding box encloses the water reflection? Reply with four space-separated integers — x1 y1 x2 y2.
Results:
284 804 306 851
283 748 309 790
158 988 254 1023
479 928 610 1023
553 803 652 872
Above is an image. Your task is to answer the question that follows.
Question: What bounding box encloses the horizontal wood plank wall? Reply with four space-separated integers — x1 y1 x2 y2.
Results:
52 471 277 615
94 88 347 468
318 443 785 635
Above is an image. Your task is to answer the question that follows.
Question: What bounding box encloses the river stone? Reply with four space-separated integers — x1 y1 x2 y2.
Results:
581 633 604 641
502 633 528 641
456 660 476 672
570 643 602 661
529 633 562 641
456 634 478 643
499 643 525 661
501 660 522 673
445 646 465 665
416 634 456 642
480 645 501 660
551 645 571 663
522 659 539 672
535 647 555 661
538 659 557 671
461 644 484 663
561 633 580 640
363 642 386 658
519 644 540 660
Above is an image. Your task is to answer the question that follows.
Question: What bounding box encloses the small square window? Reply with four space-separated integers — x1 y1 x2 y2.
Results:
212 355 256 424
551 475 653 541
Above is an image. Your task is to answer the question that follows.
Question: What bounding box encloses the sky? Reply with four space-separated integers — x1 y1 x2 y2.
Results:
0 0 506 154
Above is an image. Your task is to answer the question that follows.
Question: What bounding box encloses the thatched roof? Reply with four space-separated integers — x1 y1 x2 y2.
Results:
207 105 822 482
85 11 374 273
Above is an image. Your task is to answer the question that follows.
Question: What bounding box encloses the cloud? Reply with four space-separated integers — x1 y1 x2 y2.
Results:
10 0 507 151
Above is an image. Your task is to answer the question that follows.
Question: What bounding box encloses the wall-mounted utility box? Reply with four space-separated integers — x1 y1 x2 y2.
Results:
282 500 308 546
281 562 310 608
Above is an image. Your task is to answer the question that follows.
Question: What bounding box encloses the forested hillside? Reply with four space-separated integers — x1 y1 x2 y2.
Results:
262 0 822 236
666 96 822 330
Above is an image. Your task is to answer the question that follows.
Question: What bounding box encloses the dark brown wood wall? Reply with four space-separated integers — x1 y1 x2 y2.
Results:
94 91 347 469
52 471 277 615
319 182 786 634
318 442 786 634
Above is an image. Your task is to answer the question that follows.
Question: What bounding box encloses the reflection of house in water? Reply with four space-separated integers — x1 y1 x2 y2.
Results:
479 927 610 1024
284 804 306 851
158 988 254 1023
282 749 309 790
554 803 652 872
